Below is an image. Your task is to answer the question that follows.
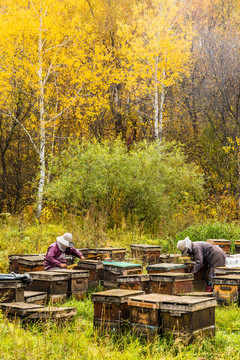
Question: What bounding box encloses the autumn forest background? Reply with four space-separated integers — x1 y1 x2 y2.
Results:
0 0 240 240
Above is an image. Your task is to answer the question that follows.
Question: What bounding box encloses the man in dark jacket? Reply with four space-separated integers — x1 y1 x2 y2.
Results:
177 237 226 291
44 233 84 270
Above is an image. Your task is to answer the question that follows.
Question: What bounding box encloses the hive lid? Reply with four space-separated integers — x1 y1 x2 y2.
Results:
149 272 194 282
130 244 161 249
117 274 149 283
28 271 70 281
128 293 177 309
146 263 186 271
51 269 90 279
103 261 142 268
212 274 240 285
77 259 103 267
158 295 217 311
91 288 144 303
207 239 231 244
17 255 45 265
0 302 44 315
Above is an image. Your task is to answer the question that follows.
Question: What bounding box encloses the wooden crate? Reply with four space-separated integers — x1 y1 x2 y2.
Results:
52 269 89 299
149 272 194 295
146 263 186 274
128 293 176 339
212 274 240 303
215 267 240 276
117 274 150 293
207 239 231 254
97 248 126 261
130 244 161 264
159 254 182 263
18 255 45 273
91 289 144 331
103 261 142 286
159 295 216 341
183 292 214 298
24 291 47 304
76 260 104 288
0 302 77 323
0 280 25 302
8 254 44 273
27 271 69 303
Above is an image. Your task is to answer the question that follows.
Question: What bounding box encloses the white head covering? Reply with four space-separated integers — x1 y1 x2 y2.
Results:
177 236 192 256
57 233 74 248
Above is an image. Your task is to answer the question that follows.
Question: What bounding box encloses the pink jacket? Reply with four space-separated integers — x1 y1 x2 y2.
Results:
44 241 83 270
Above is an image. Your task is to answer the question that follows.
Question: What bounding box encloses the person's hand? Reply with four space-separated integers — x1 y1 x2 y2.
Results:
59 263 67 268
80 256 85 259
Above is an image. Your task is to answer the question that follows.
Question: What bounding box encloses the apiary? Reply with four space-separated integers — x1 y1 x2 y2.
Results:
212 274 240 303
0 278 26 302
117 274 150 293
207 239 231 254
77 259 104 288
159 254 182 263
0 302 77 322
52 269 89 299
24 291 47 304
149 272 194 295
27 271 69 303
103 261 142 288
146 263 186 274
130 244 161 264
91 288 144 331
159 295 216 341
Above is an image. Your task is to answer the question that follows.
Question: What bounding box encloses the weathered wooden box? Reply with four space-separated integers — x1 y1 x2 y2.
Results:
97 247 126 261
0 302 77 322
77 260 104 288
91 289 144 331
183 292 214 298
24 291 47 304
18 255 45 273
103 261 142 287
159 254 182 263
117 274 150 293
27 271 69 303
0 279 25 302
128 293 175 338
235 240 240 254
130 244 161 264
146 263 186 274
149 272 194 295
207 239 231 254
8 254 44 273
159 295 216 341
184 262 207 292
212 274 240 303
52 269 89 299
215 267 240 276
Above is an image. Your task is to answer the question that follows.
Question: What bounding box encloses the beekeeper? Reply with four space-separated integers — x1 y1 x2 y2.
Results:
177 236 226 291
44 233 84 270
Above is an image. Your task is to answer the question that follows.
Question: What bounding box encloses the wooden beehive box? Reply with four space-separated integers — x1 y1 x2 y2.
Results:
207 239 231 254
0 279 26 302
130 244 161 264
128 293 176 339
215 267 240 276
0 302 77 323
17 255 45 273
52 269 89 299
27 271 69 303
91 288 144 331
117 274 150 293
77 260 104 288
24 291 47 304
149 272 194 295
97 247 126 261
235 240 240 254
8 254 44 273
159 295 216 341
159 254 182 263
212 274 240 303
103 261 142 287
183 292 214 298
146 263 186 274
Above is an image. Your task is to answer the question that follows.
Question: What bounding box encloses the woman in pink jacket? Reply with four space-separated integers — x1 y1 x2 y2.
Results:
44 233 84 270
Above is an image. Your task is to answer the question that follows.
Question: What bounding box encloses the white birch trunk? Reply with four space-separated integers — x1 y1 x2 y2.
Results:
154 56 159 140
159 70 165 143
36 7 45 219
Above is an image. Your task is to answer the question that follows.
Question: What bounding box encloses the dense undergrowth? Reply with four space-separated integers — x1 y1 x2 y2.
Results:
1 218 240 359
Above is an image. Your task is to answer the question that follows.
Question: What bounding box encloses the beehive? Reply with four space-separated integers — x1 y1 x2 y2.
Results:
207 239 231 254
215 267 240 276
77 260 104 288
27 271 69 303
0 279 26 302
146 263 186 274
24 291 47 305
103 261 142 288
91 289 144 331
17 255 45 273
184 262 207 292
235 240 240 254
52 269 89 299
8 254 44 273
212 274 240 303
130 244 161 264
0 302 77 323
149 272 194 295
159 254 182 263
97 247 126 261
117 274 150 293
